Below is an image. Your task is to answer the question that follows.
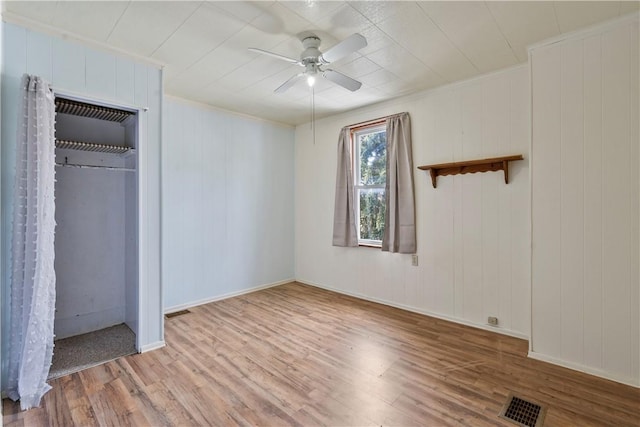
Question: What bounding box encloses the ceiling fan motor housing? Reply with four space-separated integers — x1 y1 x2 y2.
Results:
300 36 323 65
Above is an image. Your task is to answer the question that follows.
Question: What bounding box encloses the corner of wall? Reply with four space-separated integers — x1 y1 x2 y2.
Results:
0 1 5 413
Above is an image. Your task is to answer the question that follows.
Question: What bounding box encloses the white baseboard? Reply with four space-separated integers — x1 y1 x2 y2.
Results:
139 341 165 353
296 278 529 340
528 351 639 388
164 278 294 314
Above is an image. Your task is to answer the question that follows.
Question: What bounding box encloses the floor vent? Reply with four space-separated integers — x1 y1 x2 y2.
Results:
165 309 191 319
499 393 546 427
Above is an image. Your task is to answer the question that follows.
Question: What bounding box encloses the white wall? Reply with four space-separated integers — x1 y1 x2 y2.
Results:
162 97 295 311
54 166 128 338
295 65 530 338
1 22 164 389
530 16 639 387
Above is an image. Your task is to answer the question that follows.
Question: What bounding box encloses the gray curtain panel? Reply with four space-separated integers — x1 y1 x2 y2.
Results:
332 127 359 247
382 112 416 253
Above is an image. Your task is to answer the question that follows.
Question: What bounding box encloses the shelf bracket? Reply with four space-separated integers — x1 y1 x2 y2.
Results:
429 169 438 189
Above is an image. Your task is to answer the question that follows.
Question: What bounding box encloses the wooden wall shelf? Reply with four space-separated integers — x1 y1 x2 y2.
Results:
418 155 524 188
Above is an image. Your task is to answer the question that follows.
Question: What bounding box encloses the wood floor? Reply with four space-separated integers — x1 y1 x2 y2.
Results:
4 282 639 426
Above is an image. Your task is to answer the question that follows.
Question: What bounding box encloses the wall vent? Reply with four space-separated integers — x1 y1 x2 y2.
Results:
499 393 546 427
165 309 191 319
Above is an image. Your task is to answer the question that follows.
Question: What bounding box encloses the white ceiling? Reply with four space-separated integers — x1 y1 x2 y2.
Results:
6 1 639 125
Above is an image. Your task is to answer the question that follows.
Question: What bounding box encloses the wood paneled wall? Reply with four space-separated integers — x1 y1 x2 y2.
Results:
295 65 530 339
162 98 295 311
530 16 639 386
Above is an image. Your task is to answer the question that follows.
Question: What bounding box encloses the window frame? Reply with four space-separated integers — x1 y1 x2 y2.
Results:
351 123 387 247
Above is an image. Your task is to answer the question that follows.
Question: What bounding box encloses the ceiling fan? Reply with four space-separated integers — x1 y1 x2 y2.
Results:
249 32 368 93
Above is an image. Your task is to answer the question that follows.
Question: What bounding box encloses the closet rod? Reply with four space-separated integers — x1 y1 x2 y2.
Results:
56 139 132 154
55 163 135 172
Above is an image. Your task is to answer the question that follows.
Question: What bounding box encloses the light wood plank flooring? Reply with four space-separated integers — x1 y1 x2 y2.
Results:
4 282 639 426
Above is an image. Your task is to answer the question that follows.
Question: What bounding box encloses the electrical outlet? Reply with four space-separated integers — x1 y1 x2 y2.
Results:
488 316 498 326
411 254 418 266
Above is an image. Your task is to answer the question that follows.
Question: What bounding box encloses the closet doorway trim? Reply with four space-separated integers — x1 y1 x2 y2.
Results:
52 88 148 352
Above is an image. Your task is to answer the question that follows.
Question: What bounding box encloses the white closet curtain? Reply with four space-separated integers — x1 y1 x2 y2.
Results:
7 74 57 410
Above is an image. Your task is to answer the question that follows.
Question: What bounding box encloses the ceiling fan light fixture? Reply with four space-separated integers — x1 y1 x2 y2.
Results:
306 74 316 87
305 63 319 88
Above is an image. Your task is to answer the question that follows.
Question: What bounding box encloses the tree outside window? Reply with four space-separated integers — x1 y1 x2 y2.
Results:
353 125 386 245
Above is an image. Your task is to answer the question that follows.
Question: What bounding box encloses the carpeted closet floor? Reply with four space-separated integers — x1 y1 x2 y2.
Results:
49 324 136 379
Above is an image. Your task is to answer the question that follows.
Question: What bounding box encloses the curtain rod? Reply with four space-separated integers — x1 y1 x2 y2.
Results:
347 112 408 131
348 116 388 130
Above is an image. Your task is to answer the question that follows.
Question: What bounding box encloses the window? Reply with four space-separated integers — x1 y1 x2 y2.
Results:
353 124 387 246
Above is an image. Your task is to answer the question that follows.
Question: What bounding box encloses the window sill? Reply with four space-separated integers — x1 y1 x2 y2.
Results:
358 243 381 249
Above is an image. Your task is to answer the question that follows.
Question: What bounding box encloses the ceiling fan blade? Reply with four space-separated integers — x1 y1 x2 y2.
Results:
320 33 367 63
323 69 362 92
248 47 301 65
275 73 305 93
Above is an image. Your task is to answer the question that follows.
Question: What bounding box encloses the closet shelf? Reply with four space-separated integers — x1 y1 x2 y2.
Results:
55 98 134 123
55 139 133 155
418 155 524 188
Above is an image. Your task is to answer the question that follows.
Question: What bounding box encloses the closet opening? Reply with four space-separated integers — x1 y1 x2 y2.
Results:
50 96 140 379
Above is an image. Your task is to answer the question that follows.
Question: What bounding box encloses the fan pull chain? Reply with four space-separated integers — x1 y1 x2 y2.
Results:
311 87 316 145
